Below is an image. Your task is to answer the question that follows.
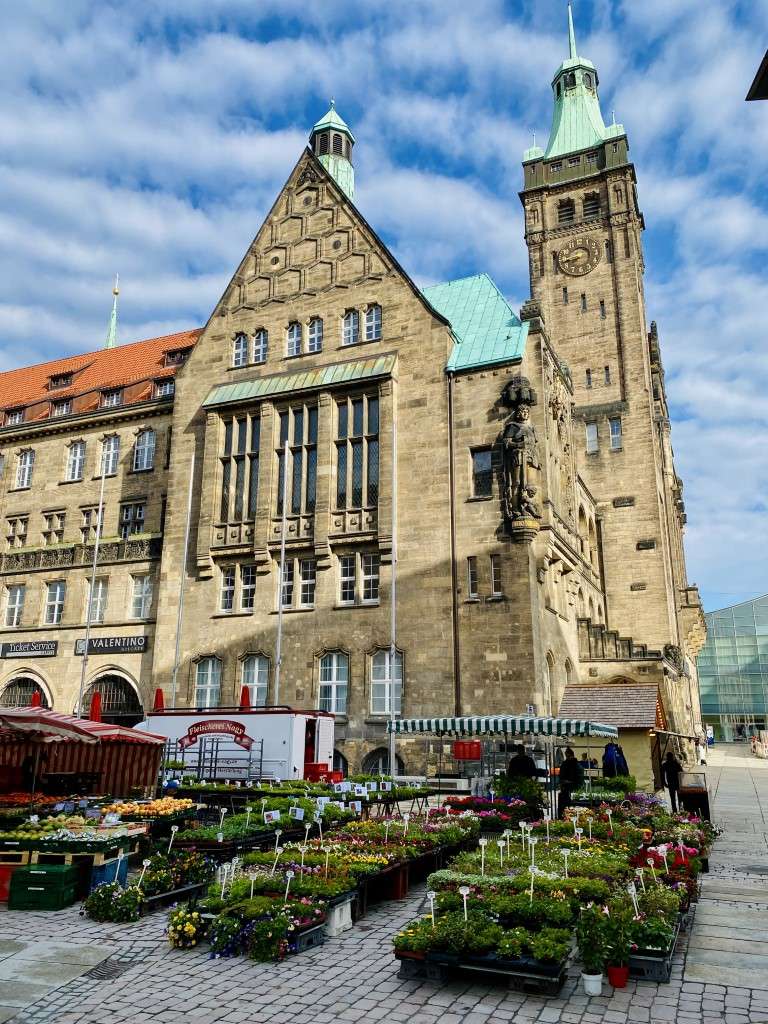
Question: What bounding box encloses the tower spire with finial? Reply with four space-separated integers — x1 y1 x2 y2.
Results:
104 274 119 350
568 2 578 59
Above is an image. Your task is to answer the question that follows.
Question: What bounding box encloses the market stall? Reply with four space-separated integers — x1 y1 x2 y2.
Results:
0 707 165 796
388 716 619 814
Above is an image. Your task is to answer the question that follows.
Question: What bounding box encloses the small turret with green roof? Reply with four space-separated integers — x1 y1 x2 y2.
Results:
310 100 355 199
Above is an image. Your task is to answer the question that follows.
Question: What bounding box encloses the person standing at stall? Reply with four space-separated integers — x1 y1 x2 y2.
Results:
662 751 683 813
557 747 583 819
506 744 537 779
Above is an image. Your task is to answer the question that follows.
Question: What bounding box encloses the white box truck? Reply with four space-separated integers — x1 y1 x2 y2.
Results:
134 706 335 781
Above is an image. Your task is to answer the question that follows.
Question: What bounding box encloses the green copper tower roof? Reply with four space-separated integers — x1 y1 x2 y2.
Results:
527 3 624 161
423 274 529 372
310 100 355 199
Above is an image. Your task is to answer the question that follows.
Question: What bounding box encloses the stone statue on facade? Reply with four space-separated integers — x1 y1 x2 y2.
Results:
499 377 541 530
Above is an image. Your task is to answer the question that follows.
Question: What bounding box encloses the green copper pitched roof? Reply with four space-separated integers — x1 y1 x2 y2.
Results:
534 5 625 160
423 274 528 372
202 354 395 409
312 101 355 142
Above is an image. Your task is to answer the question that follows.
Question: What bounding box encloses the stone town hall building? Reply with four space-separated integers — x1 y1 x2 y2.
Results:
0 17 705 773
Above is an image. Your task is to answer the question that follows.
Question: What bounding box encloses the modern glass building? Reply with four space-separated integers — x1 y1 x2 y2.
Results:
698 595 768 739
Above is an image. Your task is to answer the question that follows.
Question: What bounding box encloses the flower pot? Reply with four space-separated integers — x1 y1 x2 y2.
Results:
581 971 603 996
607 964 630 988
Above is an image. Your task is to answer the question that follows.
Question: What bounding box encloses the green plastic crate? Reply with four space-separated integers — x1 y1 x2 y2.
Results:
8 885 77 911
9 864 78 900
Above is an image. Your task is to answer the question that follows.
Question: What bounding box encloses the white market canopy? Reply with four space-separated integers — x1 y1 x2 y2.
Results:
387 715 618 739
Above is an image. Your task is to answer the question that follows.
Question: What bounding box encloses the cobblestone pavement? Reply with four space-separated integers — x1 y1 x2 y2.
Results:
2 746 767 1024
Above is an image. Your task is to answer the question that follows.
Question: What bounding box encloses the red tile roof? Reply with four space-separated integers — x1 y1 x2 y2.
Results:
558 684 665 729
0 329 201 421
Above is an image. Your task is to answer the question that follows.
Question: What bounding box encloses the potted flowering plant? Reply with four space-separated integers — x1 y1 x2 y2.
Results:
575 904 606 995
603 901 634 987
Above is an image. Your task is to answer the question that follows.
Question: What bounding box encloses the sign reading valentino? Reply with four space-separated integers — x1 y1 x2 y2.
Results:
178 720 254 751
0 640 57 659
74 636 149 656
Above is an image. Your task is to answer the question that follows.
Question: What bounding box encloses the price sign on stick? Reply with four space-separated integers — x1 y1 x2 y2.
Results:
289 806 305 821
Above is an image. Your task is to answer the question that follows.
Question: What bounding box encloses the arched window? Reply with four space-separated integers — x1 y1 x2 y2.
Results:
588 519 598 567
81 675 142 726
543 652 555 716
583 193 600 219
287 322 302 357
565 72 576 88
578 506 588 557
577 588 585 617
308 317 323 353
319 134 329 155
365 305 382 342
558 199 575 225
342 310 359 346
242 655 269 707
195 657 222 709
333 749 349 775
319 652 348 714
233 333 248 367
583 72 593 89
362 747 404 775
597 603 604 623
332 133 343 155
100 435 120 477
15 450 35 489
133 429 156 472
66 440 85 482
370 649 403 715
588 596 596 621
613 184 623 205
0 678 49 708
253 328 268 364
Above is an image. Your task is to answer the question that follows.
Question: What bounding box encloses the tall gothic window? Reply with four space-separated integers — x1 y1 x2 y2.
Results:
253 328 268 363
133 429 156 471
335 394 379 509
365 305 382 341
287 322 302 357
195 657 221 708
220 415 260 523
275 405 317 516
319 652 348 714
15 450 35 489
342 310 360 346
100 435 120 476
233 333 248 367
66 441 85 482
308 317 323 353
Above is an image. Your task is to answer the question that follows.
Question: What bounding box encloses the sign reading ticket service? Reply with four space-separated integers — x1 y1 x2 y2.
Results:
0 640 57 658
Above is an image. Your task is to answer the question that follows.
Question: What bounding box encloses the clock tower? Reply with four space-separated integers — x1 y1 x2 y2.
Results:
520 6 701 682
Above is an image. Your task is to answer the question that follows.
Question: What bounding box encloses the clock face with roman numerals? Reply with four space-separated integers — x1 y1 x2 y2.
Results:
557 236 601 276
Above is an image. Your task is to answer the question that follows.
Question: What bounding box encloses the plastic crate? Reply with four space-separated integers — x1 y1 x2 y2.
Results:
10 863 78 894
8 885 77 911
294 923 325 952
89 857 129 892
0 863 23 902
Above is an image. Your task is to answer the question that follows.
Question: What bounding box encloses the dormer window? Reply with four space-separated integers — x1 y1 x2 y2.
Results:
101 389 123 409
550 161 562 173
51 399 71 418
49 372 73 389
164 349 188 367
155 379 175 399
4 408 24 427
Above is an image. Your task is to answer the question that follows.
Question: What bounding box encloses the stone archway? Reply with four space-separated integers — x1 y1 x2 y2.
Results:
0 676 50 708
362 747 405 775
81 674 143 726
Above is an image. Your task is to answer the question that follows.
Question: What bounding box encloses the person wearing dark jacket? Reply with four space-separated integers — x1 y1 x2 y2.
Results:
557 747 584 818
506 745 537 779
662 752 683 813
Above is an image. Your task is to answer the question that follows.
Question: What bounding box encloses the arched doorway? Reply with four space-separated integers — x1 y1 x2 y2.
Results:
81 674 143 726
0 677 50 708
333 749 348 776
362 747 405 776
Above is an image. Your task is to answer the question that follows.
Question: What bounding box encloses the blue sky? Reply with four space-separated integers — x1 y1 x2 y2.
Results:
1 0 767 612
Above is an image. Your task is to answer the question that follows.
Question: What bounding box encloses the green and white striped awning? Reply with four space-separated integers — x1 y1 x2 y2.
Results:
386 716 618 739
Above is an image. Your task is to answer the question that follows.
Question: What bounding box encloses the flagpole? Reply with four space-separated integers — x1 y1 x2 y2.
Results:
388 407 398 777
76 455 107 717
274 439 290 706
170 452 195 709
